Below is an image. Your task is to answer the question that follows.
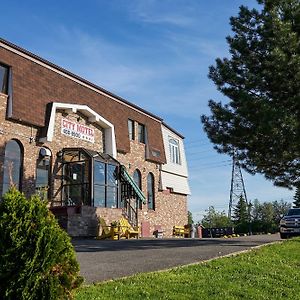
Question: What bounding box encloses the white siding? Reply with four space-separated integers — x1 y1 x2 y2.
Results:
161 125 190 195
161 172 190 195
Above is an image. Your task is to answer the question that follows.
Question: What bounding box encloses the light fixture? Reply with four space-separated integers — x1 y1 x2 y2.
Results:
40 147 52 157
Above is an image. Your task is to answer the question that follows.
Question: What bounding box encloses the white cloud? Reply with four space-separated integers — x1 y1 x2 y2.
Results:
127 0 198 27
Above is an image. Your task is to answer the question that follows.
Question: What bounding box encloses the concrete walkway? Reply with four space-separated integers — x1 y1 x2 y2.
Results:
73 234 281 284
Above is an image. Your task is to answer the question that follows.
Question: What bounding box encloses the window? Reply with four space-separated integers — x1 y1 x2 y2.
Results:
0 64 9 94
138 123 146 144
94 162 119 208
169 138 181 164
147 173 155 210
61 148 120 208
106 164 118 208
133 169 142 189
2 140 23 195
128 119 135 140
36 148 51 200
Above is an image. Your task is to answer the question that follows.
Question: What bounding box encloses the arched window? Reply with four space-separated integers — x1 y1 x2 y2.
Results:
2 139 23 195
36 147 52 200
147 172 155 210
133 169 142 189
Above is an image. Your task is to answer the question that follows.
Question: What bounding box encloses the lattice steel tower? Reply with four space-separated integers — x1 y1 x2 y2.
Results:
228 153 248 219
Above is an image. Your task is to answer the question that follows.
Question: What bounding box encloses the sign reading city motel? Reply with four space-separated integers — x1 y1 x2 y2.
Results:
61 118 95 143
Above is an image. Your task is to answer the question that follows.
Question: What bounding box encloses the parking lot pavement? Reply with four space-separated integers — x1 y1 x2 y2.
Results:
73 234 281 284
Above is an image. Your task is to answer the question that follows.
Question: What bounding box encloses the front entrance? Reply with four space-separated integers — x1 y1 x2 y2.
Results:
62 150 90 206
52 147 146 236
61 148 120 208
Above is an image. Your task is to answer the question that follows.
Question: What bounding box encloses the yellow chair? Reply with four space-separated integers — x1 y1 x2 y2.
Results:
98 217 115 240
118 217 139 239
173 226 185 237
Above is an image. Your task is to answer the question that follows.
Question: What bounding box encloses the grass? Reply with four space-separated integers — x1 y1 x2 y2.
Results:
75 238 300 300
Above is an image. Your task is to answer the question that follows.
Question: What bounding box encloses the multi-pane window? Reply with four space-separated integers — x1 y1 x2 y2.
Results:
94 162 119 208
147 173 155 210
128 119 135 140
169 138 181 164
2 140 23 195
138 123 146 144
0 64 9 94
106 164 118 208
60 149 120 208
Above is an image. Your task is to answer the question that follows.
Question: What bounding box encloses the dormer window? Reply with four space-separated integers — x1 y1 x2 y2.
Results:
0 63 9 94
169 137 181 165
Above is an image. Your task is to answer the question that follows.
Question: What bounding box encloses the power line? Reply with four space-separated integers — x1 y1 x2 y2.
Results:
186 148 217 156
189 163 232 171
185 143 212 150
189 159 232 167
188 153 229 161
184 139 210 145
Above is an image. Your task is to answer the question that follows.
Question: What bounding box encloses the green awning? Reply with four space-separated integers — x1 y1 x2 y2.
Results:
120 165 146 204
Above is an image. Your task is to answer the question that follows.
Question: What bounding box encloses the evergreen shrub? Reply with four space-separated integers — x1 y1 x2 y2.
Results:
0 188 83 300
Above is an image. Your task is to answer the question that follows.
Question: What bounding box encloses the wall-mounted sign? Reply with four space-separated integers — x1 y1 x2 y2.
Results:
61 118 95 143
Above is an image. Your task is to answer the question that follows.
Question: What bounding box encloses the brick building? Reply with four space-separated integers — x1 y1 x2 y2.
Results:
0 38 190 237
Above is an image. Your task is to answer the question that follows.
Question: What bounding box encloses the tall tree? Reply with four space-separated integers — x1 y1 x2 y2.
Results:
272 199 291 222
233 196 249 224
233 196 251 234
201 206 232 228
201 0 300 188
188 211 194 225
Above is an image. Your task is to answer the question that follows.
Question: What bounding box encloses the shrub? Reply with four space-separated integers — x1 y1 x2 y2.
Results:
0 188 83 300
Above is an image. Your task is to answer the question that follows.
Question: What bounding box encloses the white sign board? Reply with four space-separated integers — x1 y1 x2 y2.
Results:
61 118 95 143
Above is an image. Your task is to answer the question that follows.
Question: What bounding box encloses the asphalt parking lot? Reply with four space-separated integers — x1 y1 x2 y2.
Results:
73 234 281 284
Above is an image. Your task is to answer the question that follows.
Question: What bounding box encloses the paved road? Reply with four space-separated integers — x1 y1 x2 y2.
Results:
74 234 281 284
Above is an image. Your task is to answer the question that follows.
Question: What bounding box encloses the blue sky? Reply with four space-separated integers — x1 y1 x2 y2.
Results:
1 0 294 221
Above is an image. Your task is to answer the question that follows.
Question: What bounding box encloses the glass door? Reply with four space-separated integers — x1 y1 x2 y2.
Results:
62 150 90 206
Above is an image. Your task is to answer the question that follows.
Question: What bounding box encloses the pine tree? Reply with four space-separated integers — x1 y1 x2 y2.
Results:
233 196 249 224
233 196 249 234
293 187 300 208
201 0 300 188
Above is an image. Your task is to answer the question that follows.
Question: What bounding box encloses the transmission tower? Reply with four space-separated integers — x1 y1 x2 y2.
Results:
228 153 248 219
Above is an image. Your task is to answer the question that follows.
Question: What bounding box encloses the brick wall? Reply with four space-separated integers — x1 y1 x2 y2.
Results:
43 109 105 204
0 93 187 238
116 121 188 237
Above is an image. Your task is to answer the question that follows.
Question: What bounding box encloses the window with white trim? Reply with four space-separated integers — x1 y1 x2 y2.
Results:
169 137 181 164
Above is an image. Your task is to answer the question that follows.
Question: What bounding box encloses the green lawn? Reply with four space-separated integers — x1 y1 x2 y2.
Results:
75 238 300 300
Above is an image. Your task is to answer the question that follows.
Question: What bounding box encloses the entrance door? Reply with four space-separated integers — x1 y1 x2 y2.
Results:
62 150 90 206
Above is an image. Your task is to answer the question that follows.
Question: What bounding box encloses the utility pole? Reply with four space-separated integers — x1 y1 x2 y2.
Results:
228 152 248 219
